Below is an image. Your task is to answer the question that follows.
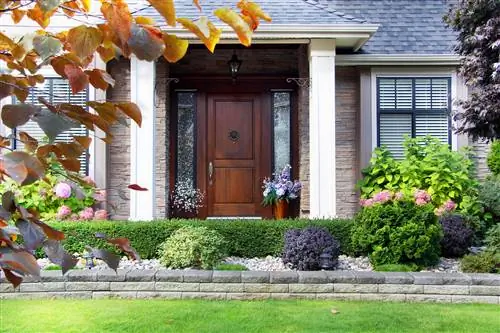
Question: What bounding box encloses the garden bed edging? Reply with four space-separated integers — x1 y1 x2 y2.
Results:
1 270 499 304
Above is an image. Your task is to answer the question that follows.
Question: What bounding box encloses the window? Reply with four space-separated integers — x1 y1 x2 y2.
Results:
377 77 451 158
175 91 196 186
272 91 292 174
12 78 90 175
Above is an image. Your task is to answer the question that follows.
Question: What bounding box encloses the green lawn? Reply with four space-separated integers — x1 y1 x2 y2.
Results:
1 299 499 333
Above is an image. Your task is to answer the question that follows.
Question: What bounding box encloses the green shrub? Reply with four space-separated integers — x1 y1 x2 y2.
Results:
373 263 419 272
158 226 227 269
214 263 248 271
43 265 62 271
486 140 500 176
485 223 500 253
460 252 500 273
46 218 355 259
358 136 479 213
478 177 500 233
352 200 442 268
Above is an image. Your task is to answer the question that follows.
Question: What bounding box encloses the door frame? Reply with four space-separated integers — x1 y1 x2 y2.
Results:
169 76 298 219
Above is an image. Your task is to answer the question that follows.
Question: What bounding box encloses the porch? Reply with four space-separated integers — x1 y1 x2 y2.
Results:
106 40 365 221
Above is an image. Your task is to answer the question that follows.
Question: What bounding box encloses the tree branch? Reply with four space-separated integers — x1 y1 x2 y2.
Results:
0 0 36 13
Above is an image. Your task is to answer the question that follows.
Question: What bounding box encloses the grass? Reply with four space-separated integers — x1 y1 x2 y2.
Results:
214 263 248 271
1 299 499 333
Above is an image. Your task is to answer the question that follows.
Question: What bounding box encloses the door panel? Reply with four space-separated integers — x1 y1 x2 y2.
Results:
207 94 261 216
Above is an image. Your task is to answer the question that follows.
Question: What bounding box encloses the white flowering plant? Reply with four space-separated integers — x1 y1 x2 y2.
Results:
171 180 205 214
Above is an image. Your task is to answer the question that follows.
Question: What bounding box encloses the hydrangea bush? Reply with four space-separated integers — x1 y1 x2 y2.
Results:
358 136 479 216
262 164 302 206
0 171 107 222
353 190 442 268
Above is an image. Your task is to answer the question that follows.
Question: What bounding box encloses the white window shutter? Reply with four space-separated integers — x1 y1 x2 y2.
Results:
379 113 412 159
14 78 89 175
415 114 449 144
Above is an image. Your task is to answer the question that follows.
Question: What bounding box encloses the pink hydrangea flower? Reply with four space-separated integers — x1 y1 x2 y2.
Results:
56 205 72 220
83 176 96 187
93 189 106 202
70 214 79 221
78 207 94 220
443 199 457 211
435 200 457 216
414 190 431 205
360 198 374 207
54 182 72 199
373 190 392 204
93 209 108 220
434 207 445 216
394 192 404 200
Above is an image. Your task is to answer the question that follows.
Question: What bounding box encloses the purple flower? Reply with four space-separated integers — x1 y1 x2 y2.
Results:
54 183 72 199
78 207 94 220
56 205 71 220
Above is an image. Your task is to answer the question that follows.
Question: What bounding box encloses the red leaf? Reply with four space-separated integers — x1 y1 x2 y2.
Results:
63 64 89 94
128 184 148 191
86 247 120 272
0 248 40 278
43 239 77 275
32 220 65 241
95 233 140 261
1 268 22 288
2 151 45 186
1 104 40 129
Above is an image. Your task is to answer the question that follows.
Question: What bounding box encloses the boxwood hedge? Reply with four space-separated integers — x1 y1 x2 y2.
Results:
47 218 355 259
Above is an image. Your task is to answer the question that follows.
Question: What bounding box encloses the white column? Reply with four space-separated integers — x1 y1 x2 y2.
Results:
308 39 336 218
88 56 107 189
130 57 156 220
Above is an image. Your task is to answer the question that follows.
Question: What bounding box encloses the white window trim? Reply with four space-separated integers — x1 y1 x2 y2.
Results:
0 57 107 186
370 67 460 153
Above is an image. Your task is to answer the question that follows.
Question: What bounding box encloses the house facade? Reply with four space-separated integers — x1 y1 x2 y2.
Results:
0 0 489 220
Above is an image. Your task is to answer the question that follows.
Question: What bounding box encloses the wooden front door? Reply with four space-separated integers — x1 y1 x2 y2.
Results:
206 94 265 216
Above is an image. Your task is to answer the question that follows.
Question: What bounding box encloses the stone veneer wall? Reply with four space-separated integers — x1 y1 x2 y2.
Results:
106 59 171 219
472 139 491 180
297 45 310 216
106 58 131 220
335 67 361 217
155 60 170 218
2 270 499 304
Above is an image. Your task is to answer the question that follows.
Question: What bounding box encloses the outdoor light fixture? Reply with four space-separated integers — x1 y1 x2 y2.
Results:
228 51 242 82
83 252 95 269
319 251 335 270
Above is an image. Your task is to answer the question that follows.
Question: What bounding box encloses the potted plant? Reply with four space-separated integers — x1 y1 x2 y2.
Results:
170 180 205 218
262 165 302 219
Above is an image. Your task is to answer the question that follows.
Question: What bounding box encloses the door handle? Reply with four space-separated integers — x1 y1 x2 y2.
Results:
208 161 214 185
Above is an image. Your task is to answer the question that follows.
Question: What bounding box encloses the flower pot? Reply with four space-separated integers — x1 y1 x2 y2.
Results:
171 208 197 219
274 200 289 219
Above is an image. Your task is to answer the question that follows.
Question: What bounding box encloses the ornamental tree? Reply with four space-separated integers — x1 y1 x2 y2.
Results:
0 0 270 287
444 0 500 141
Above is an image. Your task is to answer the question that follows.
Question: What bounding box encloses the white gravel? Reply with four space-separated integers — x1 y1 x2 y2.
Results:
38 254 460 273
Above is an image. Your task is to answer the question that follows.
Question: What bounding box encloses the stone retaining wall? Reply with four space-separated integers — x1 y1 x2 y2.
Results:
1 270 499 304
